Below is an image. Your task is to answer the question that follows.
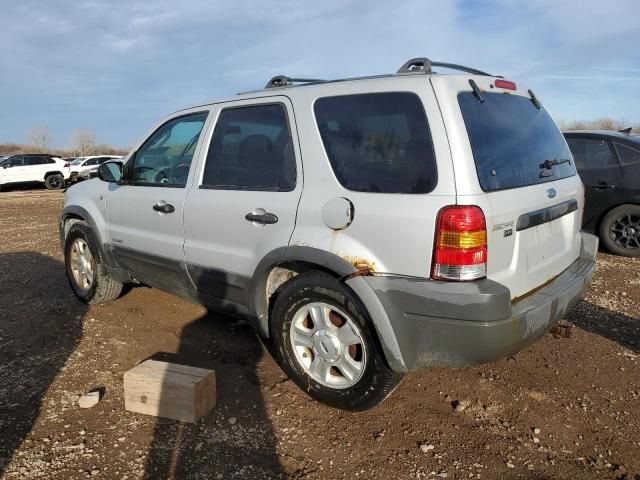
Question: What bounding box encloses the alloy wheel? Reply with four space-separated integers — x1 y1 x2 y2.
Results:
289 302 367 389
69 238 94 291
609 213 640 250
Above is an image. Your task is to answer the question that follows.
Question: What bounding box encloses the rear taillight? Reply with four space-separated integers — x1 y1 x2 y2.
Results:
432 205 487 281
63 163 70 168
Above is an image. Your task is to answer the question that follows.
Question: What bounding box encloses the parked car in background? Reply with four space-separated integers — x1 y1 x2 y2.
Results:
0 154 70 190
564 129 640 257
60 58 597 410
70 155 123 181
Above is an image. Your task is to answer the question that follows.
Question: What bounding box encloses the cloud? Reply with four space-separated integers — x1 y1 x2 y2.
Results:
0 0 638 147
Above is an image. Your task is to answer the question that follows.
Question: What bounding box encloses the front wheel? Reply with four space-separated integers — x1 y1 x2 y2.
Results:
271 272 403 411
64 223 123 304
599 204 640 257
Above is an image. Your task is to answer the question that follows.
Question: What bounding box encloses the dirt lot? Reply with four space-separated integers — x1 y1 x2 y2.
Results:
0 189 639 480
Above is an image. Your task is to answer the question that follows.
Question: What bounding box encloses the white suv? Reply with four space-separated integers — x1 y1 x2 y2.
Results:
1 154 70 190
59 58 597 410
70 155 123 182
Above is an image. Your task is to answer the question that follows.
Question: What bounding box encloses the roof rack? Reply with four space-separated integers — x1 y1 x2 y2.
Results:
254 57 495 94
396 57 493 77
264 75 326 89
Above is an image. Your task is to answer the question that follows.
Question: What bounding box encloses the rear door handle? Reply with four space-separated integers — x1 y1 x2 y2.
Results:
245 208 278 225
153 202 175 214
595 182 615 191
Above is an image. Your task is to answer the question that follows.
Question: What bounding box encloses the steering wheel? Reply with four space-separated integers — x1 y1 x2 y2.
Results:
152 167 172 184
131 166 155 182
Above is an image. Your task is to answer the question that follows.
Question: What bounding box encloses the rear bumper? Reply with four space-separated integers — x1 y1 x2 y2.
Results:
346 232 598 372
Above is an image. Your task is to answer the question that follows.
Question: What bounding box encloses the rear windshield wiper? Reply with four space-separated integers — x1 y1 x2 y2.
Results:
539 158 571 177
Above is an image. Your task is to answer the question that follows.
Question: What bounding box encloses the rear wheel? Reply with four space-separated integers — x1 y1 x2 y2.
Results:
45 173 64 190
599 204 640 257
271 272 403 410
64 223 123 304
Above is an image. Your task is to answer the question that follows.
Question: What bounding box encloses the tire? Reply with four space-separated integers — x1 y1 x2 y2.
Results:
271 272 404 411
64 222 123 304
599 204 640 257
45 173 64 190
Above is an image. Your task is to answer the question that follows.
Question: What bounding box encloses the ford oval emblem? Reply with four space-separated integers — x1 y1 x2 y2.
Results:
547 188 557 198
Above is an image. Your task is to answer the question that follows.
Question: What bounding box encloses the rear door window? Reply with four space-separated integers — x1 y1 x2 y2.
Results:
614 143 640 166
24 156 45 166
566 138 621 187
567 139 618 169
614 143 640 188
314 92 437 194
202 104 296 191
458 92 576 192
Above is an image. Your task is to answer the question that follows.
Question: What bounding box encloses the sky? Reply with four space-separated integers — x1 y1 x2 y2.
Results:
0 0 639 149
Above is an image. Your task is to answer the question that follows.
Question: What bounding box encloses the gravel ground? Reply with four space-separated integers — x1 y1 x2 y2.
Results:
0 188 639 480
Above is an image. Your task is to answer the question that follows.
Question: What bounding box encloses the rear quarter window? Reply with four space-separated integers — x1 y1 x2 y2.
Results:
459 92 576 192
314 92 437 194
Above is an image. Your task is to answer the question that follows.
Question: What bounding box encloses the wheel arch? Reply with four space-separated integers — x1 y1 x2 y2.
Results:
248 246 358 338
59 205 118 269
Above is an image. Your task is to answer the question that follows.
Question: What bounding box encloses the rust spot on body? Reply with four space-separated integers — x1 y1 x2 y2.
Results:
339 255 376 272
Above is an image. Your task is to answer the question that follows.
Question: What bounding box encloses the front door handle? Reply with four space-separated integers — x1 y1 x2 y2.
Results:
245 208 278 225
153 202 175 214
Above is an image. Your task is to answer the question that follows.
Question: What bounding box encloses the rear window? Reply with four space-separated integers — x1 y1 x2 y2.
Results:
615 143 640 166
458 92 576 192
314 92 437 194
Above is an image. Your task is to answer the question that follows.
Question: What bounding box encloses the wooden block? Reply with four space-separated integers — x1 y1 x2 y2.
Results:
123 360 215 423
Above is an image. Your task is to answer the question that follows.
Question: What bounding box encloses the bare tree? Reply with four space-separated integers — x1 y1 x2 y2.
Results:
69 129 97 156
559 117 640 133
27 125 52 152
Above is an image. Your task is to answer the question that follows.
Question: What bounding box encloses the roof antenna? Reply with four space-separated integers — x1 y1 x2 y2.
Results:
618 127 632 135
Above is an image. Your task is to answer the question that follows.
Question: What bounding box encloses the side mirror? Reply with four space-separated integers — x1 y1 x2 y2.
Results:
98 161 123 183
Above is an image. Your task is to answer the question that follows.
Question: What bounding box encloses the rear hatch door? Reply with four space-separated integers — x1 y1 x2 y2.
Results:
432 75 583 299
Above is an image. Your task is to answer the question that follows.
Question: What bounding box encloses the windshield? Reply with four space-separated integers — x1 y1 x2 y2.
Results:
71 157 86 165
458 92 576 192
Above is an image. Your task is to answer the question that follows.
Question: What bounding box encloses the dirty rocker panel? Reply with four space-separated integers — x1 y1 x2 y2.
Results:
110 245 251 317
186 263 251 307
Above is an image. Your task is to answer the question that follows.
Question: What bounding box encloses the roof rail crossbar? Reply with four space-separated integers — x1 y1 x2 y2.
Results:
264 75 326 89
397 58 493 77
